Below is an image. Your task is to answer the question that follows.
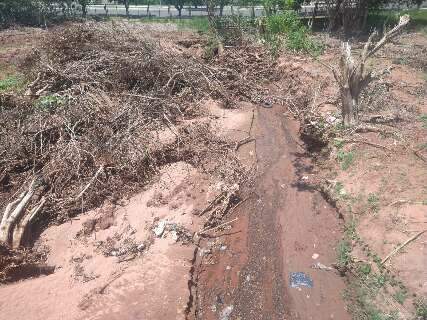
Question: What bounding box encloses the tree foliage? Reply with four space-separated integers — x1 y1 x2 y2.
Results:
0 0 57 27
326 0 421 32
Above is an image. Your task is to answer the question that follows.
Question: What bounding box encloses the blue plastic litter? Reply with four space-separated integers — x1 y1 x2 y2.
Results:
290 272 313 288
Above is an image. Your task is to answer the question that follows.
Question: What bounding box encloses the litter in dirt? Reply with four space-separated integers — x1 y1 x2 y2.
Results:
311 262 334 272
220 305 234 320
290 272 314 288
153 220 166 237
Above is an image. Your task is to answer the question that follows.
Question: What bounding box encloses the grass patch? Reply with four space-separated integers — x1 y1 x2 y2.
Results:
135 16 211 33
336 239 352 270
367 193 380 213
414 298 427 319
333 138 345 149
393 290 407 305
175 16 210 33
358 263 372 276
0 75 25 92
337 150 355 170
420 114 427 129
367 9 427 33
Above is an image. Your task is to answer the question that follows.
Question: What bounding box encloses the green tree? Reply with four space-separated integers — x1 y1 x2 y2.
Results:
78 0 92 17
218 0 230 16
326 0 421 33
0 0 60 27
170 0 185 16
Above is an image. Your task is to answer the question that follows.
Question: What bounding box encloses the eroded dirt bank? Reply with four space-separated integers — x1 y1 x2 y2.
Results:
194 102 351 320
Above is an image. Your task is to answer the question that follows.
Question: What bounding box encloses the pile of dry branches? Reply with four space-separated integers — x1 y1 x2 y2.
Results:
0 22 274 256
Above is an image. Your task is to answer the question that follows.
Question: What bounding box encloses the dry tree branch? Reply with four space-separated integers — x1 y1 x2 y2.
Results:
381 230 426 265
74 165 105 201
198 218 238 235
342 139 391 152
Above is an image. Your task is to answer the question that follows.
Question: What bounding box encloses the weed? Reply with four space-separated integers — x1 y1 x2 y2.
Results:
374 273 388 288
414 298 427 319
420 114 427 129
334 138 345 149
393 290 407 305
263 11 323 55
358 263 372 276
334 181 344 193
345 220 357 239
367 193 380 213
336 239 352 270
35 95 65 112
337 150 355 170
334 181 350 200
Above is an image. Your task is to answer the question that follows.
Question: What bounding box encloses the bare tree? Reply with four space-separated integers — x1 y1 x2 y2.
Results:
330 15 410 126
118 0 130 17
171 0 185 17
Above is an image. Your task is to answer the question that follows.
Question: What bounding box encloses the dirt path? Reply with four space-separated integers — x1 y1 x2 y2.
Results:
263 105 351 318
195 103 351 319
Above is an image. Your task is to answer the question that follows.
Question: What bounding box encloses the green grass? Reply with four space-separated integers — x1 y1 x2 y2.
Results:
333 138 345 149
175 16 210 33
337 150 355 170
35 95 65 112
367 9 427 33
420 114 427 129
414 298 427 319
358 263 372 276
393 290 407 305
0 75 25 92
336 239 352 270
367 193 380 213
132 16 211 33
334 181 348 198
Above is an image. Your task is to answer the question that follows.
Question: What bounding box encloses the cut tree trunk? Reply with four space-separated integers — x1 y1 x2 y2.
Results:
330 15 410 126
341 87 359 126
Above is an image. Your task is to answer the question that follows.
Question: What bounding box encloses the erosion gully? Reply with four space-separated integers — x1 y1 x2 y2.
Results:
190 103 351 320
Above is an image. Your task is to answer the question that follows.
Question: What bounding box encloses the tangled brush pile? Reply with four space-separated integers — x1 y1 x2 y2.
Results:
0 22 276 256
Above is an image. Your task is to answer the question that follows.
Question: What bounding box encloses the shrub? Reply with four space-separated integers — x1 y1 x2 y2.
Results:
263 11 323 55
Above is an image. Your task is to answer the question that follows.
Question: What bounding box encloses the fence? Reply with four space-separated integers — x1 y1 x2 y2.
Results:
86 5 318 18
